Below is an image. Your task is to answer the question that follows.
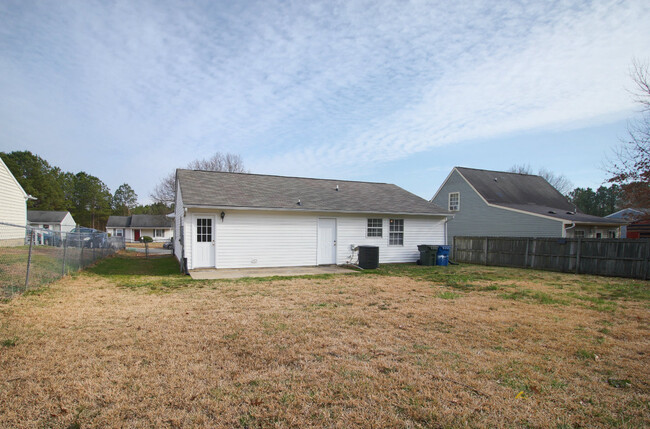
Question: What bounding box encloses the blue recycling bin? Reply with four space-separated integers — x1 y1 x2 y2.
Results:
436 245 451 266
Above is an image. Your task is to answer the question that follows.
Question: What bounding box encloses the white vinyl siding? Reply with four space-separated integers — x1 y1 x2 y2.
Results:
0 158 27 245
174 181 184 263
182 209 447 269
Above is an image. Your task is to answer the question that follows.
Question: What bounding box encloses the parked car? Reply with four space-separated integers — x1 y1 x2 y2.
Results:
163 239 174 250
65 227 104 248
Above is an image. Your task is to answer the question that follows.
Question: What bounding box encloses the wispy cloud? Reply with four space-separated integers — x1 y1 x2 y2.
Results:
0 0 648 199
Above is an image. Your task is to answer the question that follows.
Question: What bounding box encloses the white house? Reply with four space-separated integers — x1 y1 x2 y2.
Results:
27 210 77 245
431 167 624 243
27 211 76 232
0 156 29 246
106 215 174 242
174 170 450 271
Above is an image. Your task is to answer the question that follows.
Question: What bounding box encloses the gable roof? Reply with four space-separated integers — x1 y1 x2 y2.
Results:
452 167 624 225
106 215 173 228
176 169 448 216
27 210 70 223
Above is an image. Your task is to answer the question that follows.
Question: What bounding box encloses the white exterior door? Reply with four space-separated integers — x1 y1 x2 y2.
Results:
194 216 215 268
317 218 337 265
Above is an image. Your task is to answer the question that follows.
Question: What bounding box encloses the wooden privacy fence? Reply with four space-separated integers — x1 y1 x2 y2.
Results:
452 236 650 280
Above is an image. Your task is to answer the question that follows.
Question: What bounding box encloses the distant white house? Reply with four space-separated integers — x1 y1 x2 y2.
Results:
0 157 29 246
27 210 76 232
173 170 450 271
106 215 174 243
27 210 76 245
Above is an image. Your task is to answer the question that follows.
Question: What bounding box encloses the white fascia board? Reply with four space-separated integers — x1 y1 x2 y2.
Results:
430 167 458 202
0 156 28 199
183 204 451 218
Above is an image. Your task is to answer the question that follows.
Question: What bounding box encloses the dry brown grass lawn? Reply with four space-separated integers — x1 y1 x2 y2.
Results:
0 254 648 428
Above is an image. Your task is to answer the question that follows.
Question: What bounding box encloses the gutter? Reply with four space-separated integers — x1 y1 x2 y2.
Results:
182 204 452 217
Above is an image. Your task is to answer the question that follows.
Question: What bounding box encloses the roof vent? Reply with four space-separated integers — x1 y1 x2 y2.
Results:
548 210 556 214
494 178 498 182
566 211 575 215
336 185 339 191
297 199 302 206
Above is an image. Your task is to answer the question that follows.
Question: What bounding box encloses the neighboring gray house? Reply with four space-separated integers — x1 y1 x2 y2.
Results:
431 167 624 244
106 214 174 242
174 170 450 270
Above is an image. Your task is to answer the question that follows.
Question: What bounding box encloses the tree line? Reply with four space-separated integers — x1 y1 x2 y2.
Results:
1 151 247 231
1 151 165 230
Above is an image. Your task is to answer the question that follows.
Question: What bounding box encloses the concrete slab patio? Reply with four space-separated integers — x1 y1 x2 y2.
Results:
189 265 358 279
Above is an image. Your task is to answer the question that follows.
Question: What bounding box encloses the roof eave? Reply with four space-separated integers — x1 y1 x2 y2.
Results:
183 204 450 217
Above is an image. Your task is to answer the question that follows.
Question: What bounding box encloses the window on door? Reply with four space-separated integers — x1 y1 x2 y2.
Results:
389 219 404 246
196 218 212 242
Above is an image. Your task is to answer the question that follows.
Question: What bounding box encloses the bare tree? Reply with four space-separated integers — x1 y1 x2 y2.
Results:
151 152 248 206
508 164 573 195
607 59 650 213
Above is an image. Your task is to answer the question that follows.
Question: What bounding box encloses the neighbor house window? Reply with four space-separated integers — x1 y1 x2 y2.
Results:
609 231 616 238
575 230 585 238
115 229 124 237
154 229 165 237
449 192 460 211
367 219 382 237
389 219 404 246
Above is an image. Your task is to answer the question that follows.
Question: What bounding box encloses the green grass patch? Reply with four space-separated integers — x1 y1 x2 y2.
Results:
88 254 180 276
437 291 460 300
499 289 566 305
1 336 18 347
575 349 596 360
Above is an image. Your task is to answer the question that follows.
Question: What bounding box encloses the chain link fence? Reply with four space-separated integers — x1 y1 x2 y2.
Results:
0 221 125 299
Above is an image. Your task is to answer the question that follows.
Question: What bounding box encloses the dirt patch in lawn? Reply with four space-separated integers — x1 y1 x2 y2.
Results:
0 261 648 428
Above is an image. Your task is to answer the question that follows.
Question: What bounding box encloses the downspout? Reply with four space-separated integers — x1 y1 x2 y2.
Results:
564 222 576 238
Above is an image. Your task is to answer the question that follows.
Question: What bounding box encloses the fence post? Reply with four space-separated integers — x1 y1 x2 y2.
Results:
575 238 581 275
525 238 530 268
145 241 149 259
643 238 650 280
79 233 84 269
484 237 489 266
25 229 34 291
61 234 68 276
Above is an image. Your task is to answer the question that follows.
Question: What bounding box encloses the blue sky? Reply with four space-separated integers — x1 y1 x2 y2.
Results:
1 0 648 203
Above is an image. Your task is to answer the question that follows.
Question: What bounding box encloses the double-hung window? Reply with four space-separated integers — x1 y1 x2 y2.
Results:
367 219 382 237
449 192 460 211
389 219 404 246
154 229 165 238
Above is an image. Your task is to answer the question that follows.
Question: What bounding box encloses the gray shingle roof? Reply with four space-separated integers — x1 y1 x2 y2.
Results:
456 167 624 225
177 170 448 216
106 216 131 228
27 210 69 223
106 215 173 228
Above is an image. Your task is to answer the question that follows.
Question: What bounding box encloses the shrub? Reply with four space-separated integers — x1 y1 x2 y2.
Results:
140 236 153 243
